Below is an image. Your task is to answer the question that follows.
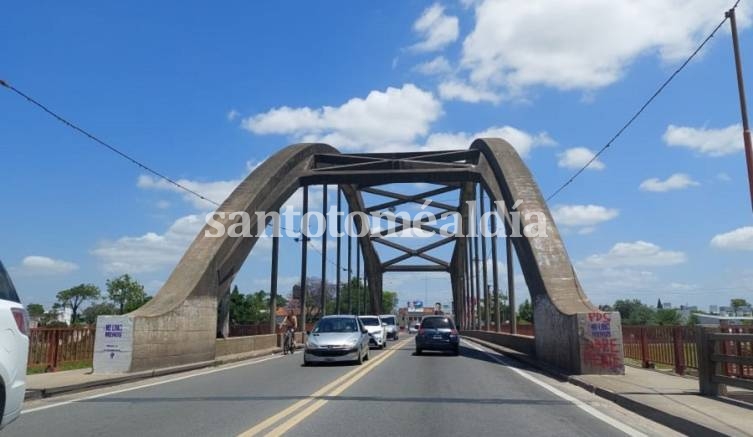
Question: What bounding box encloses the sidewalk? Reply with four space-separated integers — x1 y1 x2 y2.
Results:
571 367 753 437
463 336 753 437
25 346 282 400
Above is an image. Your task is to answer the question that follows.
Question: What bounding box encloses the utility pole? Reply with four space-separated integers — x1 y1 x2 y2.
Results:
727 7 753 212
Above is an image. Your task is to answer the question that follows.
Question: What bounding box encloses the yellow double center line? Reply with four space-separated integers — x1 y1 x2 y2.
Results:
238 337 411 437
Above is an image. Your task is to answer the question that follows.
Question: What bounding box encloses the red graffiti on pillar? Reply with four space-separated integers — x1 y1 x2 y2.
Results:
583 312 622 370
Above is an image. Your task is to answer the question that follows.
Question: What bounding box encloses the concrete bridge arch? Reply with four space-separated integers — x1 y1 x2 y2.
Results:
95 139 624 375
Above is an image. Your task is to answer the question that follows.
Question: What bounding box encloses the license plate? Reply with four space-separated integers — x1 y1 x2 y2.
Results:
325 357 335 362
433 335 442 340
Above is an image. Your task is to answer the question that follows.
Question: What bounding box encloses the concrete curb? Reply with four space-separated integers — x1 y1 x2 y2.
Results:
461 336 728 437
24 346 299 401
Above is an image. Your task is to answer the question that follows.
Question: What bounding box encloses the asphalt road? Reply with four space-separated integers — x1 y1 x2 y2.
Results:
6 335 678 437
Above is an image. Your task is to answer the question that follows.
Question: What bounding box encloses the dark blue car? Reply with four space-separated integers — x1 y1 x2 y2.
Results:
415 316 459 356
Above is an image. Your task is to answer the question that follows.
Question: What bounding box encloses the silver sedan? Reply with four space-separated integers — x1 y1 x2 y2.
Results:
304 315 370 365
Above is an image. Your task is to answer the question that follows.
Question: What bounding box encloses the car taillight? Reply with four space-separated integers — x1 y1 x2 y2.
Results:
450 329 458 335
11 308 29 336
418 329 424 335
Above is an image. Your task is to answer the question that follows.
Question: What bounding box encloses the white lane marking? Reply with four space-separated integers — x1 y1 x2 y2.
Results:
461 340 647 437
22 353 286 415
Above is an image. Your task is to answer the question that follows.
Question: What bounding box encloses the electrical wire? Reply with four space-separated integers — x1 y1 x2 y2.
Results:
0 79 221 207
546 0 742 201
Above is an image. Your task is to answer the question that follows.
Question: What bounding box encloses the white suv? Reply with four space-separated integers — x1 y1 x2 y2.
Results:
359 315 386 349
0 261 29 429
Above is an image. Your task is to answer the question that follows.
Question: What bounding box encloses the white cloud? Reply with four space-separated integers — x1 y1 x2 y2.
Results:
15 256 78 276
414 56 452 76
711 226 753 251
410 4 459 53
639 173 699 192
438 80 501 103
91 215 204 274
458 0 751 94
245 157 267 173
551 204 619 228
557 147 605 170
137 174 239 210
716 172 732 182
227 109 241 122
577 267 659 299
663 124 742 156
138 170 330 215
579 241 687 268
241 84 442 152
155 200 171 210
422 125 555 157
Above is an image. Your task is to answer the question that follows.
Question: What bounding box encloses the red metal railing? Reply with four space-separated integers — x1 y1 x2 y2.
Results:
622 325 698 375
229 324 274 337
622 325 753 378
719 325 753 379
27 326 96 372
495 323 534 336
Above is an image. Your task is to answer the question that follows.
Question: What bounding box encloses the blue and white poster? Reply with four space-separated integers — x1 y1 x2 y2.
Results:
93 315 134 373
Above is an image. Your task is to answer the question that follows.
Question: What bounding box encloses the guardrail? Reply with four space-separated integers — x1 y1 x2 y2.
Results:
697 326 753 395
229 323 315 337
27 326 96 372
622 325 698 375
229 324 274 337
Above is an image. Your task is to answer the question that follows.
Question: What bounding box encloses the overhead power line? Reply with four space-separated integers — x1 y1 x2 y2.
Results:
546 0 742 202
0 79 221 207
0 79 354 270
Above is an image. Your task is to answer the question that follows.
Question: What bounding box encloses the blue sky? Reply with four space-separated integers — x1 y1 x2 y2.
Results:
2 0 753 312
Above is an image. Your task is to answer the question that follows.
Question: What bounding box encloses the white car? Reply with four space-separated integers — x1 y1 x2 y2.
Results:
379 314 398 340
0 261 29 429
359 315 386 349
408 322 420 334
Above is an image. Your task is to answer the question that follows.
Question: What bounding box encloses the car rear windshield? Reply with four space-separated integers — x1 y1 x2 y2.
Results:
360 317 380 326
421 317 454 329
381 316 396 325
0 262 20 303
314 318 358 333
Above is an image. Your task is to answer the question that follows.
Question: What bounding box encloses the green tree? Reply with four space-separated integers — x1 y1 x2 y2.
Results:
518 299 533 323
229 286 278 325
272 293 288 309
381 290 398 314
613 299 655 325
41 303 63 326
246 290 269 324
731 298 749 309
57 284 100 324
106 274 148 314
686 313 700 326
26 303 45 318
229 285 252 324
654 308 681 326
82 302 118 325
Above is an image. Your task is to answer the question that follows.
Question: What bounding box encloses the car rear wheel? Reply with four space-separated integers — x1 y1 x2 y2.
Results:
452 347 460 356
415 347 422 355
